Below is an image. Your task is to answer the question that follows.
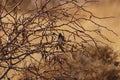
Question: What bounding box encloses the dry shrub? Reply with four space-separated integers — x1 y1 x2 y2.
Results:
18 45 120 80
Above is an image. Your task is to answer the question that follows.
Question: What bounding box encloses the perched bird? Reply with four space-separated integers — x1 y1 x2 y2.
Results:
57 33 65 52
58 33 65 44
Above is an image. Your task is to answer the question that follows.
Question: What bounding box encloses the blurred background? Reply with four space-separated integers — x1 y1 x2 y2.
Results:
87 0 120 51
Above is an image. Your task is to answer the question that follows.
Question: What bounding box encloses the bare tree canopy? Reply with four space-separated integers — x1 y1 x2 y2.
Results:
0 0 119 80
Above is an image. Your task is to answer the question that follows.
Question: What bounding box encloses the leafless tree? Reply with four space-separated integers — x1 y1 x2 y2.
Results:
0 0 119 80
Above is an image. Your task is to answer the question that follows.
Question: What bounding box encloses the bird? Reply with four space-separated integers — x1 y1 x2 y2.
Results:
57 33 65 52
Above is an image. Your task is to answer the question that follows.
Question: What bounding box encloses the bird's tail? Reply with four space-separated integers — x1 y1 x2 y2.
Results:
58 45 65 53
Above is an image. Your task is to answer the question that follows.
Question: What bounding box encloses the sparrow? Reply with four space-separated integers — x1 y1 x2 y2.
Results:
57 33 65 52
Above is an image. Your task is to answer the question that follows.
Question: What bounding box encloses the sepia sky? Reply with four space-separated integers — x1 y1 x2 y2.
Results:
87 0 120 51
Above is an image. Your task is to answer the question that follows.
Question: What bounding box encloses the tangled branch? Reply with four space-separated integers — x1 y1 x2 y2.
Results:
0 0 118 79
